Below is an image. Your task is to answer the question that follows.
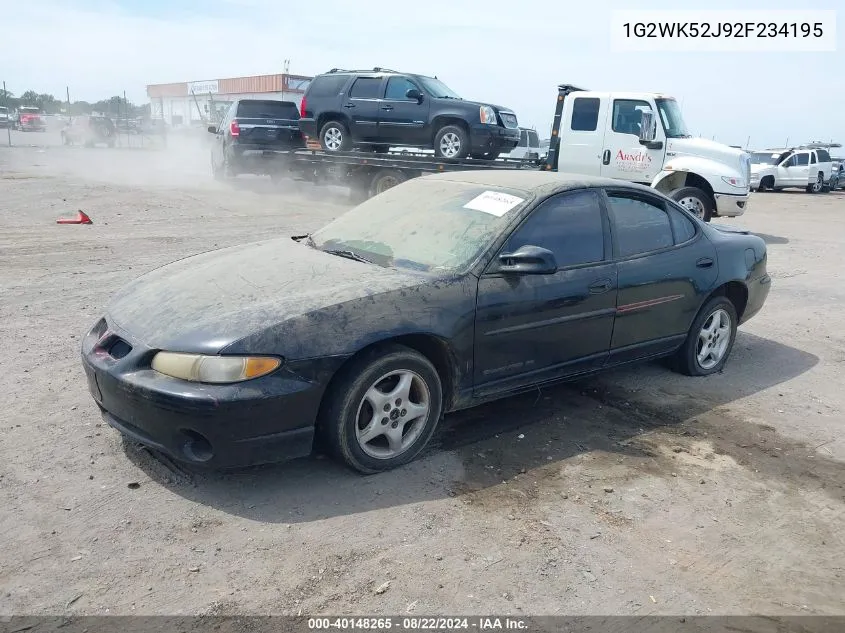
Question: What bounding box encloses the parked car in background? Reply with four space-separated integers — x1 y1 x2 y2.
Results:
14 106 45 131
829 160 843 190
506 127 542 161
81 171 770 474
0 106 10 128
208 98 305 179
298 67 521 160
751 147 834 193
61 115 117 147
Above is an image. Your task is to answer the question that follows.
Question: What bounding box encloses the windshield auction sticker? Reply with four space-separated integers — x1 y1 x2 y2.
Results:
463 191 525 217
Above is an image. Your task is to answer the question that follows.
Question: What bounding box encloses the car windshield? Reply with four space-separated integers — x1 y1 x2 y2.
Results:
417 76 462 99
310 178 532 273
750 152 782 165
655 98 690 138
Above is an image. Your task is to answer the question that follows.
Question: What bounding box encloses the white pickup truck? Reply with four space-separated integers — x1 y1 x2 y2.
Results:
546 85 751 222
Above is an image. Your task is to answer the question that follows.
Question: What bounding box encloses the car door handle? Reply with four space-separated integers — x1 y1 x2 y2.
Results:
343 103 355 109
602 149 611 165
589 278 612 294
696 257 714 268
380 105 393 111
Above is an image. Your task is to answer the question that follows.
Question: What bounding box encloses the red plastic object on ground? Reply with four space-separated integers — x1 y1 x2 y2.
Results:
57 211 93 225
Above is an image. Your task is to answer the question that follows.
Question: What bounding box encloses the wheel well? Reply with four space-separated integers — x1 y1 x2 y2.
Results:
761 174 775 186
709 281 748 320
316 112 350 133
324 334 458 410
681 173 716 208
431 116 469 142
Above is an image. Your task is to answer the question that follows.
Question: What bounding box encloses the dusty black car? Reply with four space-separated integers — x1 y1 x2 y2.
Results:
208 98 305 179
298 68 521 160
81 171 770 474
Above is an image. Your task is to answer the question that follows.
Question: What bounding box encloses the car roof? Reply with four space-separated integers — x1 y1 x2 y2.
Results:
419 170 657 197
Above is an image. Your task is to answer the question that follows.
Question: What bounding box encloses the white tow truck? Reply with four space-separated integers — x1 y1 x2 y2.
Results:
545 85 751 221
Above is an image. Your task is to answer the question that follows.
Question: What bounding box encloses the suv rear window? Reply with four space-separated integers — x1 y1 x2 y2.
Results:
308 74 348 98
236 100 299 119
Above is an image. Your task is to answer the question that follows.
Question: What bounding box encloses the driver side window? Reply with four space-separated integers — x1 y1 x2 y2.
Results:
502 190 605 269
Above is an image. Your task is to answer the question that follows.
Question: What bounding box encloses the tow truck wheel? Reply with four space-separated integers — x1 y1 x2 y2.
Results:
369 170 407 197
671 187 713 223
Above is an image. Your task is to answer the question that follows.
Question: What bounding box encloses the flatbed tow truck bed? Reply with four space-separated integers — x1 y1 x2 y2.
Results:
285 147 542 199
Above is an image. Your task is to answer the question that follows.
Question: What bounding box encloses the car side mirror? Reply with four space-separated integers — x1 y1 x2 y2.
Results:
405 88 423 103
497 245 557 274
207 125 218 134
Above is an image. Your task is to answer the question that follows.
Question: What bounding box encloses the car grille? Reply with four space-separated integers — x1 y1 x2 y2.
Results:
499 112 518 129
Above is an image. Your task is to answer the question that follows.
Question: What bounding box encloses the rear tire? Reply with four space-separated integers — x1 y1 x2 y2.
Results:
320 120 351 152
434 125 470 159
317 344 444 474
671 296 738 377
368 169 407 197
807 173 823 193
671 186 713 222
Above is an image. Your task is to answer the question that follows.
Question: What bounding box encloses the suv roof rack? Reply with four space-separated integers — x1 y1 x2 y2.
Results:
326 67 402 74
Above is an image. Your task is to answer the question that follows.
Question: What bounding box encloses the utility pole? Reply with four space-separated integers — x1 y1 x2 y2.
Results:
3 81 10 146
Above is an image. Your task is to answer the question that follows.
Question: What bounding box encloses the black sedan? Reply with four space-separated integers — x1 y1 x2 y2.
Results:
81 171 771 474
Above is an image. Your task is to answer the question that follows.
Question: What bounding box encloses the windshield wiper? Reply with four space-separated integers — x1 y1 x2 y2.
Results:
323 249 373 264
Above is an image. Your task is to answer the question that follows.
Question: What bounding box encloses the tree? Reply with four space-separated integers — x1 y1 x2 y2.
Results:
19 90 39 105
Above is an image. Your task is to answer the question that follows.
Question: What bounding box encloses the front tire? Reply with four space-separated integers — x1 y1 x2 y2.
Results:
434 125 469 159
319 120 351 152
318 345 444 474
671 186 713 222
671 296 738 376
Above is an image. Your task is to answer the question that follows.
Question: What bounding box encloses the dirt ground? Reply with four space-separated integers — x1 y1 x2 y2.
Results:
0 137 843 618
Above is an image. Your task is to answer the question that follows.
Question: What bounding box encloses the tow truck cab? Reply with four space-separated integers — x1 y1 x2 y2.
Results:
545 86 750 222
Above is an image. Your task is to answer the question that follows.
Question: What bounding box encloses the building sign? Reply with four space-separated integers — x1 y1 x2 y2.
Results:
187 80 219 94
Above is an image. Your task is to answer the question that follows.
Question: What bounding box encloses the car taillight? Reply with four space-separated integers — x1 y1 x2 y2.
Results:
230 120 240 136
299 96 306 118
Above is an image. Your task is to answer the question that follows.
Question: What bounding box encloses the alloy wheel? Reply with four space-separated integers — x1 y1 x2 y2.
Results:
439 133 462 158
354 370 430 459
696 308 732 370
324 127 343 151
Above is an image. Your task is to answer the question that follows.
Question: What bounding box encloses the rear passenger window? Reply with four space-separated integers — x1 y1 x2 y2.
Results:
307 75 348 98
794 153 809 166
607 194 674 257
817 149 830 162
668 206 697 243
504 190 605 268
571 98 600 132
349 78 382 99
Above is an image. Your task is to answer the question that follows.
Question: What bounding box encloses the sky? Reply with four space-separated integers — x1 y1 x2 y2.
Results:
0 0 841 149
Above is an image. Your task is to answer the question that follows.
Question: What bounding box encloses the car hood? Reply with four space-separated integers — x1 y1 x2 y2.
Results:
666 137 745 166
105 237 425 353
451 97 514 113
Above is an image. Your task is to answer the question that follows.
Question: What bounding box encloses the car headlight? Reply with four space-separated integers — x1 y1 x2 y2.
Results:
479 105 498 125
722 176 746 188
151 351 281 383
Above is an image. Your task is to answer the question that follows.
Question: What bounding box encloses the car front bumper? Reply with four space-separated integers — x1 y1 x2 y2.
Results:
81 316 323 469
714 192 748 217
469 125 521 153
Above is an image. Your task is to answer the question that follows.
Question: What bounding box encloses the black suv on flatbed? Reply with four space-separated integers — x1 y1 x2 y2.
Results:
298 68 521 160
208 99 305 179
